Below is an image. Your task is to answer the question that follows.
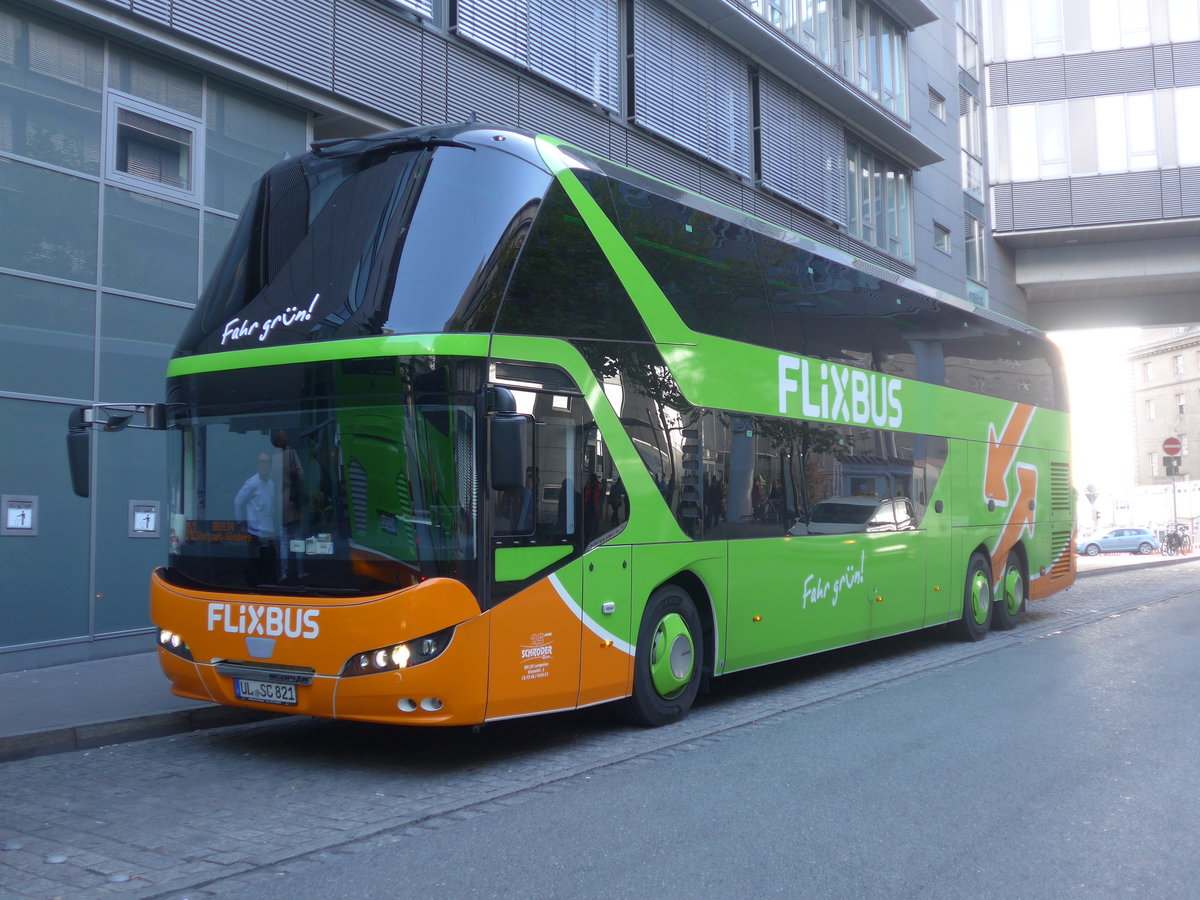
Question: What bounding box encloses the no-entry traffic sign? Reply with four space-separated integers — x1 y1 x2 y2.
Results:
1163 436 1182 456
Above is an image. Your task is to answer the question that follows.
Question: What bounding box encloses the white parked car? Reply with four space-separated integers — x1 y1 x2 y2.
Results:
789 496 916 536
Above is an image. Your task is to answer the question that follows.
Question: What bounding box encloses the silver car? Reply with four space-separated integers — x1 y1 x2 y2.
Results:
1076 527 1159 556
788 496 916 536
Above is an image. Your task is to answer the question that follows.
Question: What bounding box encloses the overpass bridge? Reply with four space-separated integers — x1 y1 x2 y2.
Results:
1009 221 1200 332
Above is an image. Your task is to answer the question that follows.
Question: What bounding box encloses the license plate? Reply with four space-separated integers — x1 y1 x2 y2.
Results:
234 678 297 706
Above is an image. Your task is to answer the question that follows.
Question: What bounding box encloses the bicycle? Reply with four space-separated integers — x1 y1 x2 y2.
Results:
1161 527 1189 556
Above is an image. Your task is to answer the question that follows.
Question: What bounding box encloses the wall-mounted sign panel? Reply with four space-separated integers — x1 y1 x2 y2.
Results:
2 495 38 536
129 500 161 538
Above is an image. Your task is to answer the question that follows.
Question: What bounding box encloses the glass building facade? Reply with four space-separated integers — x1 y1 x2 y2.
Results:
0 6 308 666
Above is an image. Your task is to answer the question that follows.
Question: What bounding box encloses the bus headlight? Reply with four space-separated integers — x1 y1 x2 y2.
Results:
158 629 194 661
340 626 454 677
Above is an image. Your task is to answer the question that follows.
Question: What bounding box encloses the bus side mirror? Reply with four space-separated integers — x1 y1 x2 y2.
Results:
67 407 91 498
490 414 530 492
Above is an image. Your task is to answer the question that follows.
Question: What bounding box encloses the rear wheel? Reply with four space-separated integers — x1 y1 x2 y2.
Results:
992 554 1027 631
951 552 993 642
1084 544 1100 557
624 585 702 727
1137 542 1152 555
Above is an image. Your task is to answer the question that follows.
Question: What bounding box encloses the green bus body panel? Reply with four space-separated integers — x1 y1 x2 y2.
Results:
495 545 573 583
166 334 491 377
628 542 728 670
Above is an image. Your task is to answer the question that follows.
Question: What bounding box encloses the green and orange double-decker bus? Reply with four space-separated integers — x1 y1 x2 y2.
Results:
69 123 1075 727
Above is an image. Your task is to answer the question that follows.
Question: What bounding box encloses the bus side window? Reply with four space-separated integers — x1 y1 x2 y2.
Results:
491 388 583 548
584 424 629 544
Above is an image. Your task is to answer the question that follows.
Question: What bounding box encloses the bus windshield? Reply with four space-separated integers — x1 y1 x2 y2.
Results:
166 358 480 596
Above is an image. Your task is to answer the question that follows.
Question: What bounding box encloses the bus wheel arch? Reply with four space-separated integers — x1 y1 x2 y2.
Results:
624 579 706 727
951 547 993 642
993 543 1028 631
665 570 716 688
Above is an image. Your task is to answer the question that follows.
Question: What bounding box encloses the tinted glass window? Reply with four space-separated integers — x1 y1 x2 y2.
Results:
179 148 425 354
166 357 483 596
489 376 630 600
495 175 651 342
797 261 875 368
177 143 554 354
760 241 873 368
575 340 700 536
698 412 804 541
491 390 582 544
388 146 552 335
758 238 819 356
941 316 1058 410
585 420 632 544
697 412 947 541
862 283 944 384
605 180 774 346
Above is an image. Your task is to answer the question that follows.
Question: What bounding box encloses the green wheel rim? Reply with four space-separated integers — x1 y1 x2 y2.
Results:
649 612 694 700
1003 565 1024 617
970 569 991 625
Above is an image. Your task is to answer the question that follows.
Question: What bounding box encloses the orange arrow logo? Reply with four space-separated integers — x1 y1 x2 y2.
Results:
985 404 1035 506
991 464 1037 583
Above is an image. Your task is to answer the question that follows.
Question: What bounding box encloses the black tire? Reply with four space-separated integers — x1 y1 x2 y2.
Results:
1137 542 1152 555
992 553 1027 631
950 552 993 642
624 585 702 727
1085 544 1100 557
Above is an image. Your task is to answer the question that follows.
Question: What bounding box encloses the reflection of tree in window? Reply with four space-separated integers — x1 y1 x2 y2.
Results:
577 341 699 535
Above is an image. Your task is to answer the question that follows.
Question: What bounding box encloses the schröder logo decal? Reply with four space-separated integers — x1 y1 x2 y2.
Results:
520 632 554 660
778 355 903 427
519 632 554 682
207 602 319 639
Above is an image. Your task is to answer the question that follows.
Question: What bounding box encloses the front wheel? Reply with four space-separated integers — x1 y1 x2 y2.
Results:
950 552 993 642
624 586 703 727
993 554 1027 631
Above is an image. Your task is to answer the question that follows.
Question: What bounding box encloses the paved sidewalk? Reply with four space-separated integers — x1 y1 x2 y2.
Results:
0 652 276 763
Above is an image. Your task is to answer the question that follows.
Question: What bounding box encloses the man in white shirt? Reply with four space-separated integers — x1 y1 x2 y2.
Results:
235 452 277 584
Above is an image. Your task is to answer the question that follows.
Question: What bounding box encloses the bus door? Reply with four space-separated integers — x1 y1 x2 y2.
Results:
485 383 585 720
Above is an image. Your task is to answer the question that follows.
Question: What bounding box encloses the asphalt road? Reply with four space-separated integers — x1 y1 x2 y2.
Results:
2 557 1198 899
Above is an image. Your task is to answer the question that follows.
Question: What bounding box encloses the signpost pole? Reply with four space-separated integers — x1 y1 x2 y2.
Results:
1163 436 1183 531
